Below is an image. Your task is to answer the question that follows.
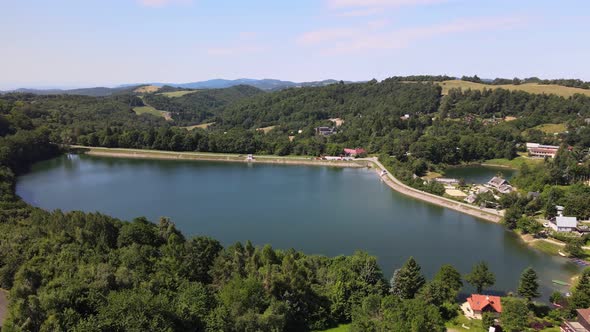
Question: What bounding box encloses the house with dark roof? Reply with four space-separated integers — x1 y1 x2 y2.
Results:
315 127 336 136
562 308 590 331
486 176 513 194
462 294 502 319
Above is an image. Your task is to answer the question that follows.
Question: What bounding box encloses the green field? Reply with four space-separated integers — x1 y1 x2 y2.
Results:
159 90 198 98
132 106 168 119
482 155 543 169
437 80 590 98
531 240 563 256
182 122 215 130
445 315 486 332
533 123 567 134
315 324 350 332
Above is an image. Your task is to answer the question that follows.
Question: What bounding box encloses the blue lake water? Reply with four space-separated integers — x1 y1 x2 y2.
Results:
16 154 578 299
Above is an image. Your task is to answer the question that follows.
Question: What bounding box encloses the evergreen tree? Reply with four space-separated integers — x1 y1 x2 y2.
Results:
465 262 495 294
517 267 540 301
570 268 590 309
390 257 426 299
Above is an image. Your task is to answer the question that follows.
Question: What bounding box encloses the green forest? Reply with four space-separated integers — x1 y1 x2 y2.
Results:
2 77 590 330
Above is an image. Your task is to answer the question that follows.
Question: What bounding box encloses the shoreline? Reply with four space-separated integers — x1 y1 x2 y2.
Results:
70 146 369 168
69 146 503 223
65 146 578 265
362 158 504 223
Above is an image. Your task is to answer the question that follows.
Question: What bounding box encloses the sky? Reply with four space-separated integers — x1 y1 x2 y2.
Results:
1 0 589 89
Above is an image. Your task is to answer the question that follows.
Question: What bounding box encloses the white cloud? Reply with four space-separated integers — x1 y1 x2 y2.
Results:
298 16 525 55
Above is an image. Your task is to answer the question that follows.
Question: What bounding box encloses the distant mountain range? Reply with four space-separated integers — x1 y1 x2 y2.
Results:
0 78 350 96
123 78 349 91
0 86 140 97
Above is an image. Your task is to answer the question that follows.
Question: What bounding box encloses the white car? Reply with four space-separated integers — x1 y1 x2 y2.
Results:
543 222 549 228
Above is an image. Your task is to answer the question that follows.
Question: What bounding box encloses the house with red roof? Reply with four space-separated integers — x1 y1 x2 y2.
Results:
562 308 590 332
462 294 502 319
343 148 366 157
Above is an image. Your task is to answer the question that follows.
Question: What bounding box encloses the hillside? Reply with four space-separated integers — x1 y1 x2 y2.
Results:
437 80 590 98
122 78 350 91
5 85 141 97
142 84 263 125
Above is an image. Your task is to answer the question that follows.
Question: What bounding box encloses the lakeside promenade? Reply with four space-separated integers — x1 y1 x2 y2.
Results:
360 157 504 223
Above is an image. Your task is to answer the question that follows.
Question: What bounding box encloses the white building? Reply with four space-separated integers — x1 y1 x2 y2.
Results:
549 216 578 232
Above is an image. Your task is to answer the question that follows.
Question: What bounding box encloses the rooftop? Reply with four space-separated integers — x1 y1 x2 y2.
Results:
467 294 502 313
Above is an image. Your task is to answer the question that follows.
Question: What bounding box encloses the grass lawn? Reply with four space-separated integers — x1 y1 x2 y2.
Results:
482 156 542 169
159 90 198 98
181 122 215 130
533 123 567 134
446 315 486 332
133 106 167 118
437 80 590 98
423 171 443 179
531 240 563 256
314 324 350 332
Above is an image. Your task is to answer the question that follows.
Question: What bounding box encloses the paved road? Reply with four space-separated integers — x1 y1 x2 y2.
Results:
360 157 504 223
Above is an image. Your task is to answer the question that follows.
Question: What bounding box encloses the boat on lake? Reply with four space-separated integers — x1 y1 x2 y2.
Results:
552 279 570 286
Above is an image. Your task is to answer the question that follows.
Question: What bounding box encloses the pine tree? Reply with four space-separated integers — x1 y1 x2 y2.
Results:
517 267 540 301
390 257 426 299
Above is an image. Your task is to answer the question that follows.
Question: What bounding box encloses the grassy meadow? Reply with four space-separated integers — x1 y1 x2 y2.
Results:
132 106 170 120
437 80 590 98
159 90 198 98
182 122 215 130
533 123 568 134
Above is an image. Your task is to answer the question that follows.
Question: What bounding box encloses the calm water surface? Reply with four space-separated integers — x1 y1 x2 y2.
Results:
17 155 577 298
444 165 517 184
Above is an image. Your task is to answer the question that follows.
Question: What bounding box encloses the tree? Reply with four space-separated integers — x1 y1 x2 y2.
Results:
501 297 529 332
565 238 584 258
517 267 540 301
390 257 426 299
433 264 463 301
570 268 590 310
465 262 495 293
482 312 495 330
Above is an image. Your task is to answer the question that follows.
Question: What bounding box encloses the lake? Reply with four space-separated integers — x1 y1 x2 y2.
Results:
17 154 577 298
444 165 517 184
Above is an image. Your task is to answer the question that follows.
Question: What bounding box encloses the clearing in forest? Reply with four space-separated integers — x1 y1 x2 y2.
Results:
134 85 160 93
133 106 172 121
437 80 590 98
159 90 198 98
533 123 567 134
182 122 215 130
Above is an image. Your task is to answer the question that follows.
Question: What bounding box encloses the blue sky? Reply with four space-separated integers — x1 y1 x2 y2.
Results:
1 0 589 89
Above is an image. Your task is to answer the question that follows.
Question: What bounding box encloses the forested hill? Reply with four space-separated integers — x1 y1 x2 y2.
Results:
2 85 142 97
143 84 263 125
214 79 440 131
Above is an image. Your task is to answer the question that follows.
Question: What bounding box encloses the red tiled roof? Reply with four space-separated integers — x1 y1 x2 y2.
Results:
577 308 590 325
529 148 557 154
344 148 366 155
467 294 502 313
